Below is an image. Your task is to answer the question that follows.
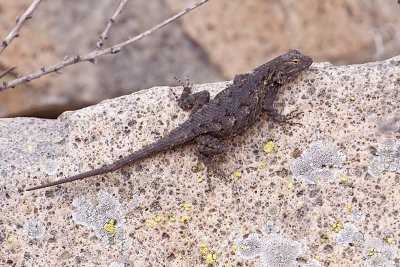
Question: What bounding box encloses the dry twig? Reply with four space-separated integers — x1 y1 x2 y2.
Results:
97 0 129 49
0 0 209 91
0 66 17 79
0 0 43 55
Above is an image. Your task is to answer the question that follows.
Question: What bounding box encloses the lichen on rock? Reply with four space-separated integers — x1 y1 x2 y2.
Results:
290 140 346 183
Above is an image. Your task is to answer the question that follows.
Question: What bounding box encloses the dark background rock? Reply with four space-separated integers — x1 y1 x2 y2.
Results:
0 0 399 117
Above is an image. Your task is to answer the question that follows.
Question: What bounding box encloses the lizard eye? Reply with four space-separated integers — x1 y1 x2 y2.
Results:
291 58 300 64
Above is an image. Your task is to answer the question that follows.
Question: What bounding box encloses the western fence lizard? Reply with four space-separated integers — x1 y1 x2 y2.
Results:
27 49 312 191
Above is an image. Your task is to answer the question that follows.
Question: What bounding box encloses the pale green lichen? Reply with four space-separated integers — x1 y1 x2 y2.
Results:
72 190 125 245
236 233 263 259
336 222 364 246
262 221 280 236
290 141 346 184
363 238 397 267
22 219 46 239
109 261 124 267
368 138 400 177
260 234 303 267
303 258 323 267
235 232 303 267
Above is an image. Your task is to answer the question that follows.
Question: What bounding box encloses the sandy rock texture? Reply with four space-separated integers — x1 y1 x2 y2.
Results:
0 57 399 266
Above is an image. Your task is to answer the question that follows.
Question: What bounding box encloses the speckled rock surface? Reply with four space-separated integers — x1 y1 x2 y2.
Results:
1 57 399 266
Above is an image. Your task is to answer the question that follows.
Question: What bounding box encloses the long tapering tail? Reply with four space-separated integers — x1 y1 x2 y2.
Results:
26 122 196 191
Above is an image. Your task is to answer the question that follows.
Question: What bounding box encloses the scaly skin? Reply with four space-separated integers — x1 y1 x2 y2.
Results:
26 50 312 191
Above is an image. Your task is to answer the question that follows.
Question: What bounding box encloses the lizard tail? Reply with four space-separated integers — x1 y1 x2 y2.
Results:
26 123 195 191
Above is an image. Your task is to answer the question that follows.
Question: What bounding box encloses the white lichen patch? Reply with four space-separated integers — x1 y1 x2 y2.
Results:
22 219 46 239
260 233 303 267
125 194 142 211
351 205 364 221
290 141 346 183
303 259 323 267
41 159 60 176
378 114 400 133
262 221 280 236
109 261 125 267
363 238 398 267
368 138 400 177
336 222 364 246
236 233 263 259
72 190 125 245
235 230 303 267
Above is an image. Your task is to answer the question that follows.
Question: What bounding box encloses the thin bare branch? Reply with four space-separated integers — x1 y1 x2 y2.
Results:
97 0 129 50
0 0 210 91
0 66 17 79
0 0 43 55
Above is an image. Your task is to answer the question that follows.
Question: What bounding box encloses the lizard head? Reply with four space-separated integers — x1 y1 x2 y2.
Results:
273 49 313 84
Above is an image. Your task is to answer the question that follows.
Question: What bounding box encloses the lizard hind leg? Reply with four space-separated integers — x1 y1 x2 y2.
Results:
195 135 225 166
173 75 210 114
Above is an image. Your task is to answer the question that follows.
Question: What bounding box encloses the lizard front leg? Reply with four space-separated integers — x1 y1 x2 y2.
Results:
262 85 286 122
262 85 303 125
173 75 210 114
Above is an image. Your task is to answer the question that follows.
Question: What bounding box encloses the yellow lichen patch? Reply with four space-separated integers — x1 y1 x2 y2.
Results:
256 161 267 168
339 177 349 183
146 219 156 227
183 203 192 211
287 182 293 189
197 177 204 183
331 221 344 233
367 247 377 256
154 215 162 222
241 244 250 251
231 244 238 251
233 171 242 178
205 253 218 265
350 96 356 102
320 234 329 243
169 215 176 223
7 235 14 244
386 236 394 245
199 244 209 255
181 215 190 223
22 197 28 205
263 140 275 153
103 219 117 234
314 255 321 260
346 203 353 214
224 265 233 267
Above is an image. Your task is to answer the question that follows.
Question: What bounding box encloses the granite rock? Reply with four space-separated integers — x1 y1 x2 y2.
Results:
0 57 399 266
